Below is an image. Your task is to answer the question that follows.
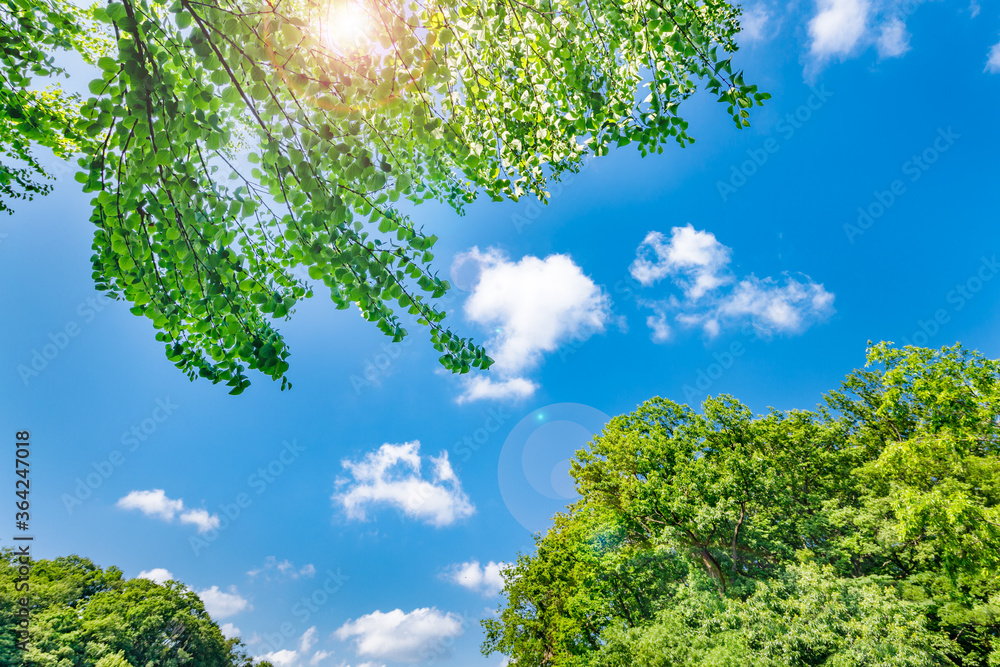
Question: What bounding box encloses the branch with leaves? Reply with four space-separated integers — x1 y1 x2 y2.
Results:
9 0 767 392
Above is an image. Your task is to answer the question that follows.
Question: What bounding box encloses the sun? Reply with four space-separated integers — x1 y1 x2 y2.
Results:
322 1 371 53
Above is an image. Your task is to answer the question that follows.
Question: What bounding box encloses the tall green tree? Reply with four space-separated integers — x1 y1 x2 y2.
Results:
2 0 767 392
0 551 269 666
484 343 1000 667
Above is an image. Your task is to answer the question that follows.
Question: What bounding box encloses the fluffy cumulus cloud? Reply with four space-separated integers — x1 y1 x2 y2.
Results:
137 567 174 584
334 442 474 527
444 560 506 597
452 247 612 402
116 489 182 521
219 623 241 639
197 585 251 619
804 0 930 70
630 225 834 341
630 226 732 298
248 556 316 581
335 608 464 663
116 489 220 534
179 508 221 533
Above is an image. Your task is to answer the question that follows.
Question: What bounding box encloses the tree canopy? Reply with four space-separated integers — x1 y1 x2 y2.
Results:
0 550 270 666
483 343 1000 666
2 0 767 392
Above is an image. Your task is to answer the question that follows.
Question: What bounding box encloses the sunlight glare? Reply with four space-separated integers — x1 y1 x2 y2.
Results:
322 1 371 52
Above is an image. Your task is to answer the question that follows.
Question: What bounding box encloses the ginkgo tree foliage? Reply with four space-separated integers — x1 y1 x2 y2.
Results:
0 0 101 212
5 0 767 392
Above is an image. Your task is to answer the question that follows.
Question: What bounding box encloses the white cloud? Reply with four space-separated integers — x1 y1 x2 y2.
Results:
444 560 506 597
179 508 221 533
117 489 219 534
219 623 241 639
630 226 732 298
197 585 251 619
308 651 332 665
261 650 299 667
714 275 835 335
248 556 316 581
116 489 183 521
986 38 1000 73
454 247 612 401
335 608 464 663
876 18 910 58
456 376 538 404
334 442 475 527
646 311 672 344
740 5 772 43
137 567 173 585
299 627 318 653
631 226 834 341
256 629 335 667
808 0 870 59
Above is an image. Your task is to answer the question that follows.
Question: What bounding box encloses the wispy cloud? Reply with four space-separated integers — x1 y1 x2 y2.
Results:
248 556 316 581
257 627 334 667
986 38 1000 73
876 17 910 58
740 4 774 43
631 225 834 341
808 0 870 60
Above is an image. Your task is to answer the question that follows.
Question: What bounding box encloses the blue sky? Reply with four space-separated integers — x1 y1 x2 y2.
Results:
3 1 1000 665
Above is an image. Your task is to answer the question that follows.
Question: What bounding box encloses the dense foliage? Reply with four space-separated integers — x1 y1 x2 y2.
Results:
484 343 1000 666
0 551 268 666
2 0 766 392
